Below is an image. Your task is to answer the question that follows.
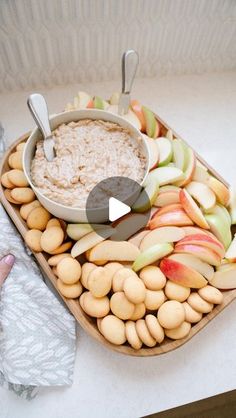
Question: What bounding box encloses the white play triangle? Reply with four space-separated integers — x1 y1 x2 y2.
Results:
109 197 131 222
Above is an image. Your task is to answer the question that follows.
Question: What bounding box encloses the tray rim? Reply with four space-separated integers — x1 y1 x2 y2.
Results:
0 116 236 357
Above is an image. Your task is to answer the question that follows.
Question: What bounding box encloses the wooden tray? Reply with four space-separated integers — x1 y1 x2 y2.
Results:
1 116 236 357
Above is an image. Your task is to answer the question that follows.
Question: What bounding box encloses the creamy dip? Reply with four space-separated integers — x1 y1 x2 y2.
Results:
31 119 146 208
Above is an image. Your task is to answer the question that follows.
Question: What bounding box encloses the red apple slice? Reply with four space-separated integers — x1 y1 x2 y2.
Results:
154 190 180 207
140 227 185 251
89 241 140 262
143 134 159 170
186 181 216 211
130 100 146 131
128 230 149 247
160 258 207 288
155 203 183 216
209 268 236 289
206 176 230 206
182 226 217 239
111 213 148 241
174 243 221 266
175 148 196 187
168 253 214 280
179 189 210 229
175 233 225 258
149 209 194 229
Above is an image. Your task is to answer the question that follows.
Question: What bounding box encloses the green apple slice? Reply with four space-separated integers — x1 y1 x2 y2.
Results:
93 96 104 109
172 139 186 170
109 92 120 105
206 204 231 225
155 137 173 166
132 178 159 213
132 243 173 272
142 106 157 138
204 213 232 249
145 166 184 187
67 223 109 240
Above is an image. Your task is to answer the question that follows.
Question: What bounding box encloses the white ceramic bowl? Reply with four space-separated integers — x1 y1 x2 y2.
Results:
23 109 150 223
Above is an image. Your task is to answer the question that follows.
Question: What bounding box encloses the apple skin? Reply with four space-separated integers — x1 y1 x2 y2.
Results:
174 243 221 266
175 148 196 187
142 106 158 138
143 134 159 170
160 258 207 288
207 176 230 206
132 243 173 272
155 203 183 216
182 226 216 239
179 189 210 229
175 233 225 258
172 139 186 171
204 213 232 249
168 253 214 280
132 178 159 213
131 100 146 131
155 137 173 167
149 208 193 229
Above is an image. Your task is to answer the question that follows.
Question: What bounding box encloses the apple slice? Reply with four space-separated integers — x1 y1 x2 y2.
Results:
206 204 231 225
140 227 185 251
206 176 230 206
186 181 216 211
93 96 109 110
175 234 225 258
89 240 140 262
149 208 193 229
155 203 183 216
168 253 214 280
174 147 196 187
145 166 184 187
172 139 187 171
123 109 142 130
174 243 221 266
183 226 215 237
225 234 236 261
128 230 149 248
76 91 92 108
143 134 159 170
228 187 236 225
154 190 180 207
109 92 120 105
67 223 110 240
166 129 173 140
209 268 236 289
179 189 210 229
132 178 159 213
155 137 173 166
131 100 146 131
111 213 148 241
132 243 173 272
71 227 114 258
193 163 210 183
160 258 207 288
142 106 158 138
159 185 180 192
216 262 236 272
204 213 232 249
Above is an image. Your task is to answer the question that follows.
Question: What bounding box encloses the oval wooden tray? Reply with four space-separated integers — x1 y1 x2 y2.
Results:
1 116 236 357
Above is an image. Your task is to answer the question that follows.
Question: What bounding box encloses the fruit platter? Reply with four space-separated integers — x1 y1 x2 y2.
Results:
1 90 236 356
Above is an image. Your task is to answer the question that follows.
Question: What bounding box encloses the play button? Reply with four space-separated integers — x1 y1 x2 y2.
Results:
109 197 131 222
85 176 151 240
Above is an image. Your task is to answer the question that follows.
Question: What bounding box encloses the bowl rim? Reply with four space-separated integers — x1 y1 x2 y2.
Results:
23 108 150 214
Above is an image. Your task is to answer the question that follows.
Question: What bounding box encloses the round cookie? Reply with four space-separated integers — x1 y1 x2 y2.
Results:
40 226 64 252
16 142 26 151
145 314 165 343
123 276 146 304
25 229 43 252
4 189 21 204
135 319 156 347
81 262 97 289
48 253 72 266
57 279 82 299
158 300 185 329
20 200 41 220
27 207 51 230
165 321 191 340
57 257 81 284
125 321 142 350
104 262 123 277
1 172 15 189
88 267 112 298
80 291 110 318
198 285 223 305
11 187 35 203
8 151 23 169
165 281 190 302
8 169 29 187
112 268 137 292
100 315 126 345
144 289 165 310
182 302 203 323
48 241 72 254
46 218 61 229
129 302 146 320
110 291 135 320
187 293 214 314
139 266 166 290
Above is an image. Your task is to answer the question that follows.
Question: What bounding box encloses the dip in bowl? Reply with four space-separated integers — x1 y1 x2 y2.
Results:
23 109 150 223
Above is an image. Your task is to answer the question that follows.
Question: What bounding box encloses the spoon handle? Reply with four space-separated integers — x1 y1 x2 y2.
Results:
27 94 52 139
121 49 139 94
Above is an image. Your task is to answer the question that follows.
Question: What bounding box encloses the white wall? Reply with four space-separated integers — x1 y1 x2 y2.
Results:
0 0 236 92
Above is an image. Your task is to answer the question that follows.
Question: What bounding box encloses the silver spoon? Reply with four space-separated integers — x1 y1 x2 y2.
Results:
118 49 139 116
27 93 55 161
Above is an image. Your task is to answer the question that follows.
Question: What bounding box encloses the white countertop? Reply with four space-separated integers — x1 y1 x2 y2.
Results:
1 71 236 418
